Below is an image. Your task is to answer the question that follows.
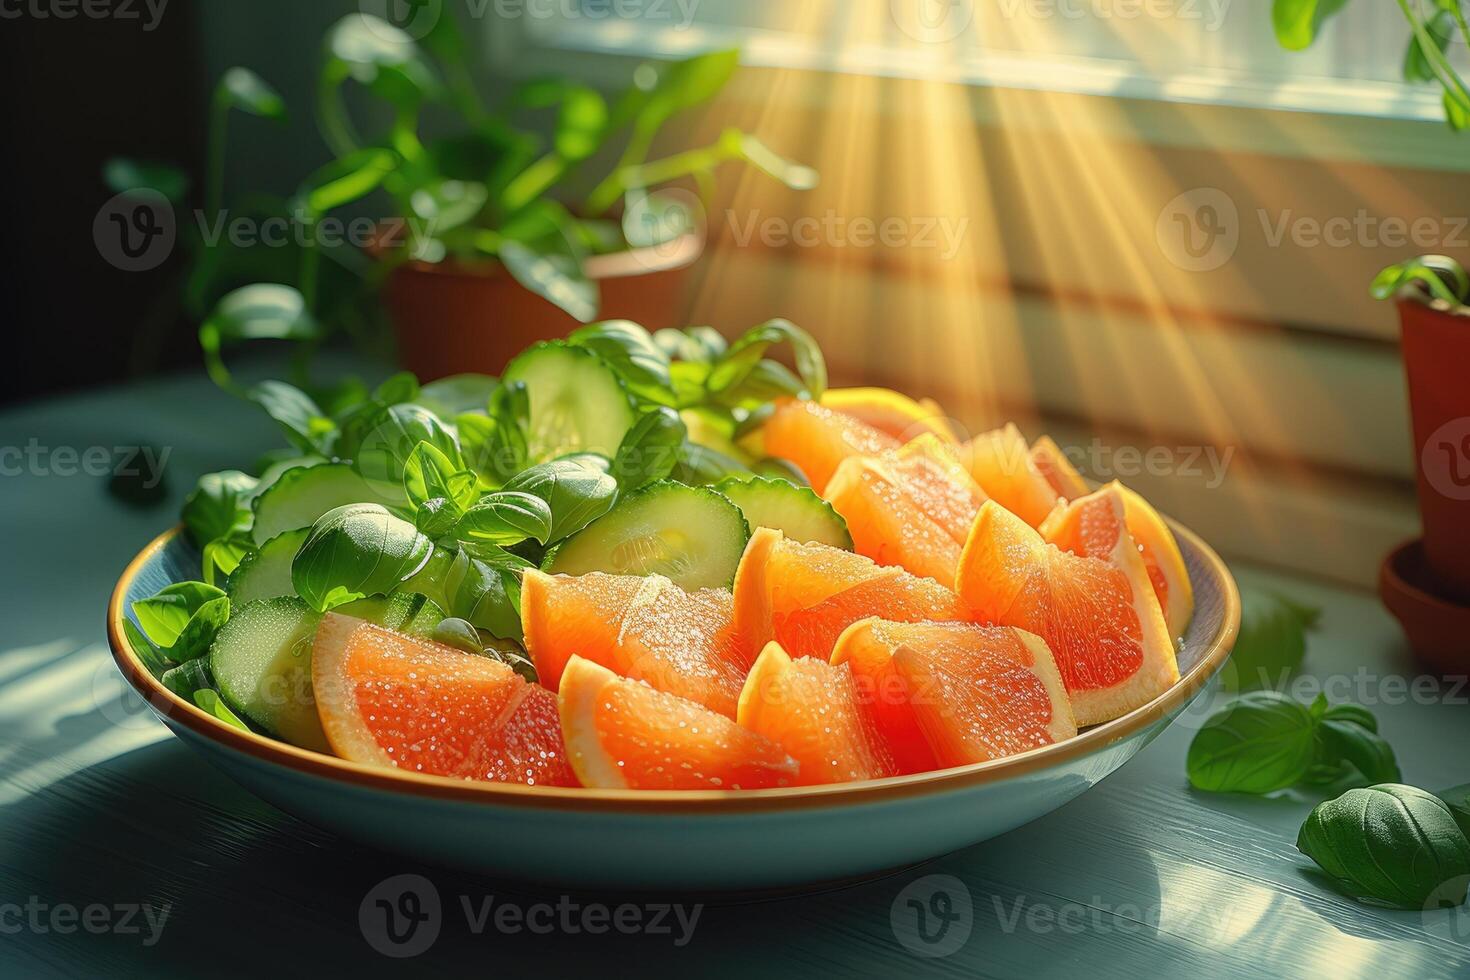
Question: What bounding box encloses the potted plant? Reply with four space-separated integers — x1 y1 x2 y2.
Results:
107 12 815 383
1373 257 1470 673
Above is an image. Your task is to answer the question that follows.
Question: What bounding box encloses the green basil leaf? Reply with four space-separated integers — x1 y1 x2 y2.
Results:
567 320 673 402
501 457 618 543
1186 690 1317 794
161 658 215 701
612 407 686 488
452 492 554 546
133 582 228 649
217 66 286 120
291 503 435 611
418 374 498 419
248 380 338 455
102 157 188 203
1272 0 1351 52
182 470 258 547
414 498 460 539
498 238 598 324
1404 11 1454 83
1221 587 1318 691
193 688 251 732
1312 707 1401 787
671 442 751 486
373 371 420 407
1298 784 1470 908
404 440 478 515
354 403 462 501
480 383 530 482
711 358 805 409
123 620 172 676
296 148 396 215
201 533 255 587
1437 784 1470 841
443 550 526 640
707 319 826 400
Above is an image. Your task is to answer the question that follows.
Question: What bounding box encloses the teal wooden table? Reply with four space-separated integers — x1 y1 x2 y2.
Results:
3 368 1468 979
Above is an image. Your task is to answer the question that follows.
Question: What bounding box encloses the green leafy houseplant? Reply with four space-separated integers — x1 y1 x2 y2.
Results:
109 12 815 386
1273 0 1470 130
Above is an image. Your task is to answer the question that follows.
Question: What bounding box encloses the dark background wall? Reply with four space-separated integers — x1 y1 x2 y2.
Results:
0 0 383 405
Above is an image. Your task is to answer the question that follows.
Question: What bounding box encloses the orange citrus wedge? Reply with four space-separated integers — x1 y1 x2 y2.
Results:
958 424 1063 527
737 641 898 785
520 569 749 718
956 495 1179 726
1040 482 1195 640
759 397 900 493
313 614 577 786
733 527 971 661
1029 435 1090 499
558 656 799 790
820 387 960 443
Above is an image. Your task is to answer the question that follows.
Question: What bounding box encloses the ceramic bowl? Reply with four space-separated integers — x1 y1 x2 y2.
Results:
108 523 1239 890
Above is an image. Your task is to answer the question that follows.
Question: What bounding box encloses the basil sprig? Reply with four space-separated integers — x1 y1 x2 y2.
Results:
1187 692 1400 795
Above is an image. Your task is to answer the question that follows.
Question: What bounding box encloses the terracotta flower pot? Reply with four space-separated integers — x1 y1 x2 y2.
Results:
383 233 702 380
1380 294 1470 673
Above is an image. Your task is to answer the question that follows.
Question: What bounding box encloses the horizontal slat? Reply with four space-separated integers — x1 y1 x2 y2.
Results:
689 247 1413 480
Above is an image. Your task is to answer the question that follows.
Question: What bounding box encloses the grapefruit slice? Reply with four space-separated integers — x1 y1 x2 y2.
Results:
1040 482 1195 639
520 569 748 718
737 641 898 785
312 614 577 786
1030 435 1089 499
733 527 971 661
956 497 1179 726
820 387 959 443
959 424 1063 527
886 622 1077 765
823 435 988 583
832 619 1076 771
558 656 799 790
759 397 900 493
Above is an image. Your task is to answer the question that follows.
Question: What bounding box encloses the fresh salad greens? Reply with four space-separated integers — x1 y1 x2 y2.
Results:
127 318 832 744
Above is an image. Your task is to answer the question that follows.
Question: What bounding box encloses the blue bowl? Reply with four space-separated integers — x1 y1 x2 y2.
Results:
108 524 1238 890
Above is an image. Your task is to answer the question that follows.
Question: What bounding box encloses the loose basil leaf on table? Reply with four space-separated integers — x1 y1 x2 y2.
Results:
1186 690 1319 794
1439 784 1470 841
291 503 435 611
1304 698 1401 788
1298 784 1470 909
1220 586 1318 692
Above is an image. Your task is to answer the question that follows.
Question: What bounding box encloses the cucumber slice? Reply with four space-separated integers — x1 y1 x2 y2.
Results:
250 463 379 545
544 481 749 590
227 528 309 606
714 476 853 550
502 342 636 461
209 593 444 752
